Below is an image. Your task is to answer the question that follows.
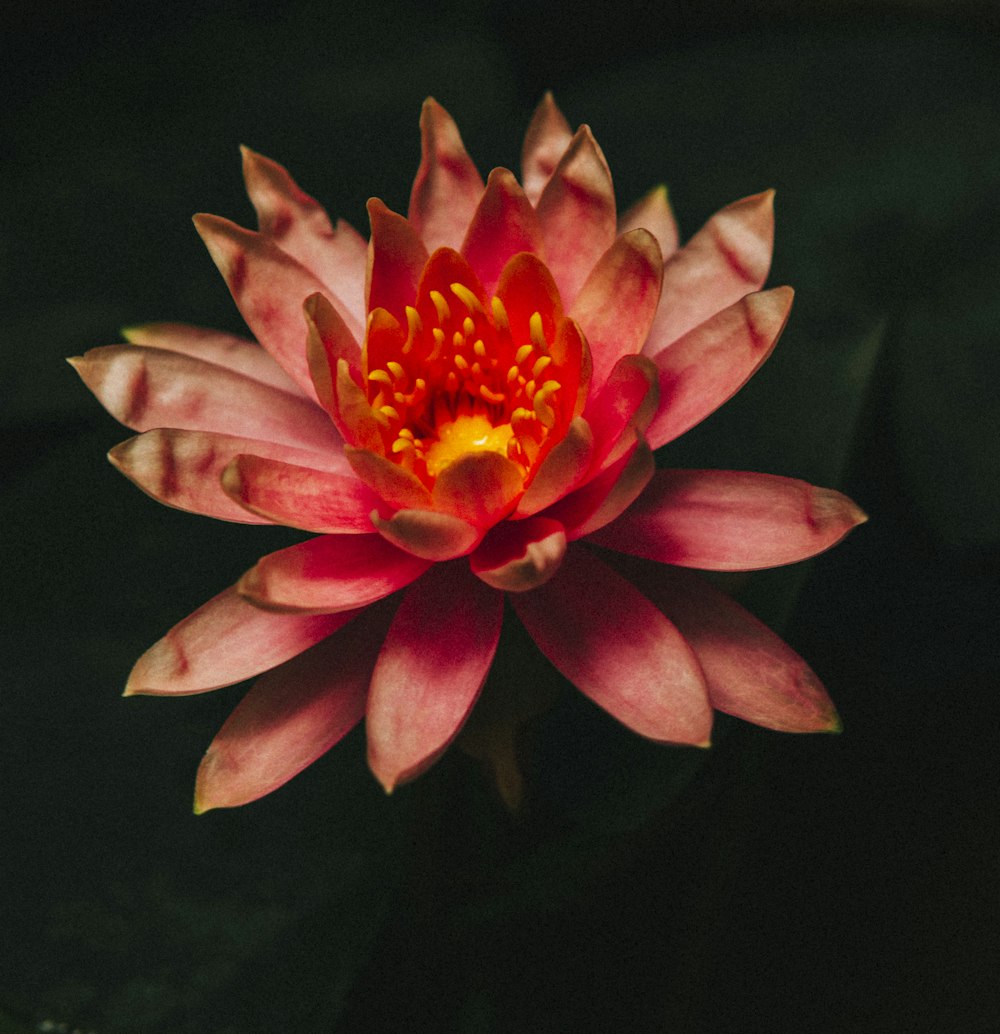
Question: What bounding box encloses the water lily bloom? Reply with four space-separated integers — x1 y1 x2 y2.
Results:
71 95 866 811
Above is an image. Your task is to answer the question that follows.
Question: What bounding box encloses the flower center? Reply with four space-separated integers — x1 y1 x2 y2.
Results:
363 277 569 489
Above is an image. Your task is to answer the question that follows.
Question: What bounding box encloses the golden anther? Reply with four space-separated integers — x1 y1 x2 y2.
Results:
430 290 450 324
450 282 482 314
532 355 552 378
491 296 509 332
515 344 533 366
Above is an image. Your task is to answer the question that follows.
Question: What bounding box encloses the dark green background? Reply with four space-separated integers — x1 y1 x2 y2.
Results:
2 2 997 1031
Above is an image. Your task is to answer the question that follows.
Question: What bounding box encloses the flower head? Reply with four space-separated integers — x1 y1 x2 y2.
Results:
71 96 866 810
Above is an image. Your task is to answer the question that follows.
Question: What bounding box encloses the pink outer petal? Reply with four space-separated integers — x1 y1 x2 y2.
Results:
69 345 342 454
535 126 617 306
194 601 394 812
645 286 793 450
644 190 775 355
590 469 868 571
366 199 430 321
551 438 654 540
521 91 573 206
193 213 361 400
571 229 663 393
407 98 485 253
366 562 503 792
620 560 840 732
372 509 482 561
121 323 301 394
221 454 379 533
126 586 357 696
511 545 712 745
461 168 544 296
109 429 348 524
238 533 431 614
618 185 680 262
469 516 567 592
241 146 367 328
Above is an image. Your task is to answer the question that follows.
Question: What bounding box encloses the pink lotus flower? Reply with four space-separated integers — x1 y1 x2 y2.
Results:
71 95 866 811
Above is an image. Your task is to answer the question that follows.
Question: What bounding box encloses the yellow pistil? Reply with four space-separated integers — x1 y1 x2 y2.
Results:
424 415 515 478
359 270 574 489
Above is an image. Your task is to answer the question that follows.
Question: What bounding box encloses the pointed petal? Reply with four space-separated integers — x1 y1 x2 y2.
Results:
515 416 593 517
344 446 433 511
333 357 387 451
646 190 775 353
238 534 431 614
619 185 680 261
193 213 361 399
432 451 523 528
109 429 348 523
590 469 868 571
511 545 712 745
303 292 363 413
194 602 393 811
69 345 342 453
126 586 356 696
552 438 654 539
572 228 663 392
623 561 840 732
407 98 484 252
122 323 300 394
241 146 367 326
461 168 544 295
372 509 482 561
494 251 564 347
645 287 793 450
470 515 567 592
521 92 573 206
535 126 616 305
366 199 430 321
367 563 503 791
583 353 659 473
221 454 379 533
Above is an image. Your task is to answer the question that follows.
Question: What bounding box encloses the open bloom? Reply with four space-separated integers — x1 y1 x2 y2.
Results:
71 95 865 810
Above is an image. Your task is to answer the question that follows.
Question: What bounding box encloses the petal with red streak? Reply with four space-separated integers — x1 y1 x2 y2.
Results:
407 98 484 252
590 469 868 571
126 586 356 696
521 92 573 206
122 323 300 394
69 345 341 453
461 168 544 295
572 229 663 392
511 545 712 745
645 190 774 354
241 146 367 327
619 185 680 262
238 534 430 613
470 516 567 592
193 213 361 398
109 429 348 523
366 563 503 791
583 354 658 473
535 126 616 305
645 286 793 450
221 454 379 533
621 560 840 732
194 602 393 811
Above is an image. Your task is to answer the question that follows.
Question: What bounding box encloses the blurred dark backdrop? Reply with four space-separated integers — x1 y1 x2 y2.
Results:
2 2 998 1032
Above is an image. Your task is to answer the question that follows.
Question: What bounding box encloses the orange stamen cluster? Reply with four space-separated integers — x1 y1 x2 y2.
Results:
362 278 570 488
